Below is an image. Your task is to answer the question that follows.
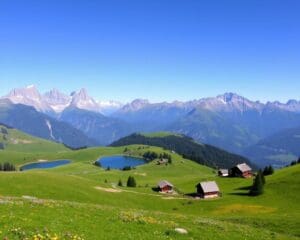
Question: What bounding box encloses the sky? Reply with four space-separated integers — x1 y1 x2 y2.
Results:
0 0 299 103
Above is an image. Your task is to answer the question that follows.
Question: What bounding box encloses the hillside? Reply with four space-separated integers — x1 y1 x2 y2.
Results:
110 133 254 169
0 124 70 152
244 126 300 167
0 99 98 148
59 107 133 145
0 145 298 239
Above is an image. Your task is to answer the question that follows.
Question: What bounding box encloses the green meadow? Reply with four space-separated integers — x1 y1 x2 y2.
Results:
0 129 299 239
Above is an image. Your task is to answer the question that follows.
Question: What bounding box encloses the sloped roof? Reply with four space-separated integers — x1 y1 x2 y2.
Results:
197 181 219 193
236 163 252 172
219 169 229 174
158 180 173 188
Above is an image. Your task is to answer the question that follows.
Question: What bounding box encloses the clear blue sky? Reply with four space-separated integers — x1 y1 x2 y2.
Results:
0 0 299 103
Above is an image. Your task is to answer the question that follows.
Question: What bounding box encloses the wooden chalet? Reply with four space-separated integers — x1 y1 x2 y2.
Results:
157 180 174 193
196 181 220 199
231 163 253 178
157 158 168 165
218 169 229 177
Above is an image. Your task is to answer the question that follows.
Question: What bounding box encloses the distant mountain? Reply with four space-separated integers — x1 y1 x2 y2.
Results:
114 93 300 154
3 87 300 166
1 86 123 115
43 88 71 113
0 99 98 148
110 132 254 169
113 99 193 131
4 85 53 113
244 126 300 167
59 107 134 145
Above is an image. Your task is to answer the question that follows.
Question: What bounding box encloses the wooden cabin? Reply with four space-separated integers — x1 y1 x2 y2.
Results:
231 163 253 178
158 180 173 193
218 169 229 177
196 181 220 199
157 158 168 165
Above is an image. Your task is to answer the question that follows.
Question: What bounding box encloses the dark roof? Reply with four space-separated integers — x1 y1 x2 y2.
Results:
196 181 220 193
236 163 252 172
158 180 173 188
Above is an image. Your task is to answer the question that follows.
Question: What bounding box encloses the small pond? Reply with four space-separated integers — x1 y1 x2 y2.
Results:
96 155 146 170
20 159 71 171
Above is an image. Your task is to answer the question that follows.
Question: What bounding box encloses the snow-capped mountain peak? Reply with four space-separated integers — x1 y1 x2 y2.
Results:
43 89 71 113
3 85 52 112
121 99 150 112
69 88 101 112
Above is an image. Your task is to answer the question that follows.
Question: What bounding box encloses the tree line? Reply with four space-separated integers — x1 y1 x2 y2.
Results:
111 133 253 169
0 162 16 171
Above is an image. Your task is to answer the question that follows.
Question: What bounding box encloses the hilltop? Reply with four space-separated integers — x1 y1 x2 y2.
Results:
110 132 254 169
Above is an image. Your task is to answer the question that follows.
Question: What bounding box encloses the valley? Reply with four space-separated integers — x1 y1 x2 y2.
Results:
0 127 299 239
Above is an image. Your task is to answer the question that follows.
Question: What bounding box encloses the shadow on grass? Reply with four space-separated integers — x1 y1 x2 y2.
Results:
235 185 252 191
152 187 160 192
184 193 199 198
229 192 250 196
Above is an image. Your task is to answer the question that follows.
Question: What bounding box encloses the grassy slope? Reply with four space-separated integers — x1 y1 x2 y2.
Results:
0 145 299 239
0 125 69 153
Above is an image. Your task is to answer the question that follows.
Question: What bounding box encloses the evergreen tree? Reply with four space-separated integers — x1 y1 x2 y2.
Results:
126 176 137 187
118 179 123 187
291 161 297 166
297 157 300 164
249 171 264 196
263 165 274 176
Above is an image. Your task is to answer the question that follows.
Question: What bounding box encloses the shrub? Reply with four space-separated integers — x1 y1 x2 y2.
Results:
122 166 131 171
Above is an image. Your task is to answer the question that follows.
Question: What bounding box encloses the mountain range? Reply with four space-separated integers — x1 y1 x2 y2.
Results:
1 86 300 167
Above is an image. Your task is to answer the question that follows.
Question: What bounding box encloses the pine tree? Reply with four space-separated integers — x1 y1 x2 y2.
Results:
118 179 123 187
268 165 274 175
126 176 136 187
249 171 264 196
297 157 300 164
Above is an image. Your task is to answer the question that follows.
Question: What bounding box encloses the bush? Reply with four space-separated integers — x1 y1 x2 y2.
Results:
94 161 101 167
122 166 131 171
0 143 4 150
126 176 136 187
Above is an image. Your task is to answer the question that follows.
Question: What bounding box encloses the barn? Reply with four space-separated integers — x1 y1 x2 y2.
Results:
196 181 220 199
231 163 253 178
218 169 229 177
157 180 174 193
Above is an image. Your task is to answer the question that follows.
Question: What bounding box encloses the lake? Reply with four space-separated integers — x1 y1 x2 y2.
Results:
96 155 146 169
20 159 71 171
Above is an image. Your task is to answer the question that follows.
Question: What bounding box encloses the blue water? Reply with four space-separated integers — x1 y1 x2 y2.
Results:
96 155 146 169
20 159 71 171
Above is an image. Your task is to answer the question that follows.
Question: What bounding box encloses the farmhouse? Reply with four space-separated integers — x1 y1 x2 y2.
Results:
231 163 253 178
196 181 220 199
218 169 229 177
157 180 174 193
